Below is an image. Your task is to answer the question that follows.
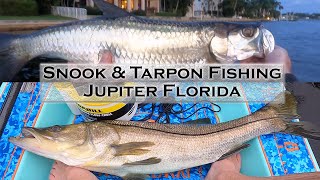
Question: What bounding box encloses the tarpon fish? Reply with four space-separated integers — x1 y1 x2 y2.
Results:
9 93 320 179
0 0 275 81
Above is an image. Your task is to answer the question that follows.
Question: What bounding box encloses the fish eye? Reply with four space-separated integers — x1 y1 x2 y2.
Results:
49 125 62 132
241 27 256 38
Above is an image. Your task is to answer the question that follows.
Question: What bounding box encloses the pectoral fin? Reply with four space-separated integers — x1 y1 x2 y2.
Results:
218 144 250 161
123 174 149 180
111 141 155 156
123 157 161 166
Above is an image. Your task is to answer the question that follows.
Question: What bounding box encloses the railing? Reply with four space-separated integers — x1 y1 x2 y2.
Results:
51 6 87 20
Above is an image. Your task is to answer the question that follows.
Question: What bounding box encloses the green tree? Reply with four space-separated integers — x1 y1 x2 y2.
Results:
161 0 192 16
221 0 246 17
174 0 193 16
0 0 38 16
221 0 236 17
35 0 50 14
222 0 283 18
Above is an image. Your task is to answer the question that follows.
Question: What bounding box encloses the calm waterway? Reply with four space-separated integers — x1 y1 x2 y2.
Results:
263 20 320 82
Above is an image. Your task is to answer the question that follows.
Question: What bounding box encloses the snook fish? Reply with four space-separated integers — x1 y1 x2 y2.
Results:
0 1 275 81
9 93 320 179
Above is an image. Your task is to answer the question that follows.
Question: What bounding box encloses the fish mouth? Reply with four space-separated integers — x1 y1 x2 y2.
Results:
9 128 43 146
22 128 37 138
9 128 61 161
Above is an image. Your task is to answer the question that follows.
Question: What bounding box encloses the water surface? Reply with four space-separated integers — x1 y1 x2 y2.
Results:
263 20 320 82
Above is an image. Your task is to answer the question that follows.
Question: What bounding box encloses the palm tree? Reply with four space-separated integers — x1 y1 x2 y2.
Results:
217 1 223 17
233 0 238 16
174 0 179 13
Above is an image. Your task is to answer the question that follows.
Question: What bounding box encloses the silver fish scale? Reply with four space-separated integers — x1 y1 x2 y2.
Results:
92 118 285 176
16 16 215 64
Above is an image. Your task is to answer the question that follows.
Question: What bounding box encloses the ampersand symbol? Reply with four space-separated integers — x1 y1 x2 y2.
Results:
112 66 125 79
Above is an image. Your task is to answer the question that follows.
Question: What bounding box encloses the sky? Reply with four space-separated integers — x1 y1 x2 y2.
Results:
280 0 320 13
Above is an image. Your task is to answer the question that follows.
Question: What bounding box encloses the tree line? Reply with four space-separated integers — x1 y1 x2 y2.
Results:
1 0 283 18
160 0 284 18
293 13 320 20
220 0 283 18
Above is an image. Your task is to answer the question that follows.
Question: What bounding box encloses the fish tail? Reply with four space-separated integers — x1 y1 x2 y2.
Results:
0 33 27 81
274 91 320 140
273 91 300 120
285 121 320 140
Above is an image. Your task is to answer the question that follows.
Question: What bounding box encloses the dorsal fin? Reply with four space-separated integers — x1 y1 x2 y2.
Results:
92 0 131 17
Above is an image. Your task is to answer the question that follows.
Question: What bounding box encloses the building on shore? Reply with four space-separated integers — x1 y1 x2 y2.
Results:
86 0 160 13
187 0 223 17
85 0 223 17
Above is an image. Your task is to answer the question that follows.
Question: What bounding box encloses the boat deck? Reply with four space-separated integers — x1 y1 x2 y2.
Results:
0 82 318 179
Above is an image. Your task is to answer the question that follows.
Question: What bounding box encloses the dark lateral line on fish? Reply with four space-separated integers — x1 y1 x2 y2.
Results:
105 114 281 136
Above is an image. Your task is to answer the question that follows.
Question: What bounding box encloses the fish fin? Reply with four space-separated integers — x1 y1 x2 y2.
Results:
111 142 155 156
218 144 250 161
92 0 131 18
271 91 300 120
184 118 211 124
123 157 161 166
284 121 320 140
272 91 320 140
0 33 28 81
122 174 149 180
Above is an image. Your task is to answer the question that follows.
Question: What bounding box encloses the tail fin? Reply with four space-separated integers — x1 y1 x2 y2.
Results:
272 91 300 120
285 121 320 140
0 33 27 81
272 92 320 140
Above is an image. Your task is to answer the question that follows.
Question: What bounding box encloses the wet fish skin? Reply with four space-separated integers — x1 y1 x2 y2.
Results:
12 16 270 65
83 118 285 176
10 117 285 177
10 93 319 179
1 15 274 81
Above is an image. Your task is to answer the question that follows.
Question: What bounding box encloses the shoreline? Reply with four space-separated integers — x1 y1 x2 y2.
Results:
0 21 71 32
0 15 318 32
0 16 267 32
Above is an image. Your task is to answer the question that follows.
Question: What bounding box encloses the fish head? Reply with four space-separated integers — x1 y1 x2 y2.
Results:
9 123 99 165
210 23 275 62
